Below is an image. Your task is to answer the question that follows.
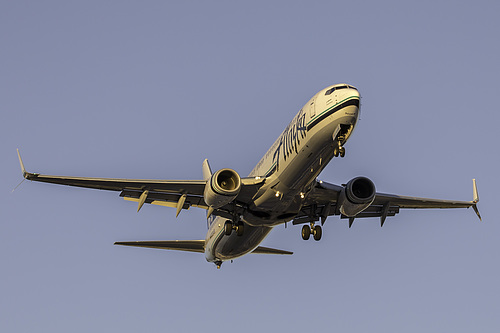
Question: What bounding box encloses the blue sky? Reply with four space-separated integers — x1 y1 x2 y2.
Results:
2 1 499 332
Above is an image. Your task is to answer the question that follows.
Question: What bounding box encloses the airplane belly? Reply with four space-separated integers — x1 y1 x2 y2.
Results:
214 225 272 261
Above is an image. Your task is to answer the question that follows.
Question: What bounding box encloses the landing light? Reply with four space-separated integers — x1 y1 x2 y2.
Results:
300 192 305 199
275 191 280 197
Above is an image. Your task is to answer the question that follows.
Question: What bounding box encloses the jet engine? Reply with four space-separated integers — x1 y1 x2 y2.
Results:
338 177 376 217
204 168 241 209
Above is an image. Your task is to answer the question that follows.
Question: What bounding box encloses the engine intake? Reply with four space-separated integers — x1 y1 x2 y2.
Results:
204 168 241 209
338 176 376 217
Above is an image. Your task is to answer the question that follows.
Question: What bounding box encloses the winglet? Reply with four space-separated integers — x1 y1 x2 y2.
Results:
472 179 479 203
472 179 481 221
17 149 28 178
472 204 482 221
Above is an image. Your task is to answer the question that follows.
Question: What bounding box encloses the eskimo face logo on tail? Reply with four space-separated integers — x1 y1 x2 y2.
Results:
273 109 306 171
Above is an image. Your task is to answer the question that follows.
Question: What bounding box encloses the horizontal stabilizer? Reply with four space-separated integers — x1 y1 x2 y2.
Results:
115 240 293 256
114 240 205 253
252 246 293 255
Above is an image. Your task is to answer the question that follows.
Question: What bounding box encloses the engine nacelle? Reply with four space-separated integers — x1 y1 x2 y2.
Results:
204 168 241 209
338 177 376 217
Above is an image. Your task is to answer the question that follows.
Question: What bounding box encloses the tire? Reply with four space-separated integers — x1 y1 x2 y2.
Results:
236 222 244 236
224 221 233 236
313 225 322 241
301 225 311 240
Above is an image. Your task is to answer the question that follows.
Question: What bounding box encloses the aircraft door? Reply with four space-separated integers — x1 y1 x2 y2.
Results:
308 96 317 118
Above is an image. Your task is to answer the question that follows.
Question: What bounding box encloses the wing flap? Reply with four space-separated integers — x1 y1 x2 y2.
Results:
114 240 205 253
120 190 209 209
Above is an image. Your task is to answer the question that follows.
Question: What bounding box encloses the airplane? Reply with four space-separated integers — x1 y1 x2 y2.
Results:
17 83 481 268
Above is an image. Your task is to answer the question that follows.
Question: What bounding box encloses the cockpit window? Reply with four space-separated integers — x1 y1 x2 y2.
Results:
325 87 335 95
325 85 357 95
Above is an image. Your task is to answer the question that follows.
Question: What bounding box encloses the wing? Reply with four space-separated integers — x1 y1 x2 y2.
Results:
17 150 264 217
294 179 481 227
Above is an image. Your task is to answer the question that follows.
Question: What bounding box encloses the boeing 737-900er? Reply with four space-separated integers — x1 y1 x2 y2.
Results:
17 83 481 268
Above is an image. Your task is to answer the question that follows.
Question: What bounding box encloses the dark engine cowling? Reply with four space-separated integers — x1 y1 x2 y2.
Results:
338 177 376 217
204 168 241 209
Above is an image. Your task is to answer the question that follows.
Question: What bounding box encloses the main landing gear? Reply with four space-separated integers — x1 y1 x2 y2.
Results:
301 223 322 241
333 140 345 158
224 220 244 236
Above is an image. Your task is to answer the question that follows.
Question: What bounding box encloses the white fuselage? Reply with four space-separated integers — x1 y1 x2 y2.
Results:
204 84 361 264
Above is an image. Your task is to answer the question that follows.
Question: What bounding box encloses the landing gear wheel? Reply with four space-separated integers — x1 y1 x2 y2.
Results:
334 140 342 157
301 225 311 240
236 222 244 236
339 147 345 158
313 225 322 241
224 221 233 236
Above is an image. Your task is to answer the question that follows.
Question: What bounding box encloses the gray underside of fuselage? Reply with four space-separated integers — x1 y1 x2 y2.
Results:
213 225 273 261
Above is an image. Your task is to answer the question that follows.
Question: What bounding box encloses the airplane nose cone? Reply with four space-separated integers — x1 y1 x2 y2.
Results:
334 85 360 103
345 86 360 100
311 84 361 129
340 87 360 124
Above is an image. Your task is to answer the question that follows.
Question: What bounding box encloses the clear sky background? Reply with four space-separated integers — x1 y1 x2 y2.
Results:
2 1 499 332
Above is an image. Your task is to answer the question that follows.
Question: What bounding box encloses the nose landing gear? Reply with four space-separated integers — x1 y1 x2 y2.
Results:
333 140 345 158
301 223 322 241
333 124 351 158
